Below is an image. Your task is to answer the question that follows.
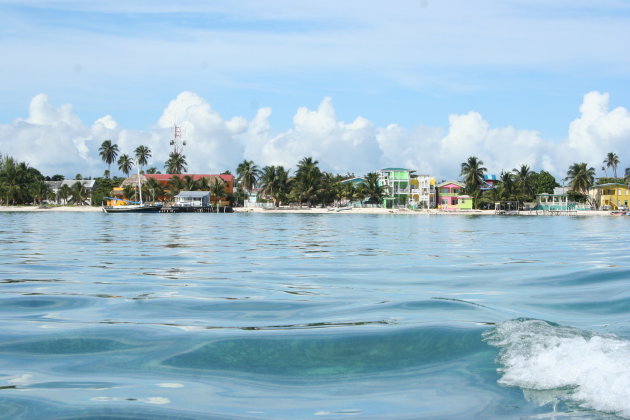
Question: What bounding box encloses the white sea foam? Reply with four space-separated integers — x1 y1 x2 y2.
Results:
483 319 630 418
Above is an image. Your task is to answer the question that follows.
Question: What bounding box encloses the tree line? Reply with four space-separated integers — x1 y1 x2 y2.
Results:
2 142 629 208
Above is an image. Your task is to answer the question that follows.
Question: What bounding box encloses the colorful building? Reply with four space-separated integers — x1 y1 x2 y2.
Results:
592 183 630 210
378 168 413 208
410 175 436 209
437 181 472 210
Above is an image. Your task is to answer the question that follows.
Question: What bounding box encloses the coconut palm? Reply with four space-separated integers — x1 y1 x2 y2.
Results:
460 156 487 196
236 160 261 196
360 172 385 204
144 178 162 202
565 162 596 195
134 145 152 170
182 175 197 191
70 182 87 205
98 140 119 176
258 166 290 207
58 184 71 205
165 152 187 174
498 171 515 200
604 152 620 178
166 175 184 199
294 157 322 207
210 178 226 212
146 167 159 174
513 164 535 200
117 154 134 177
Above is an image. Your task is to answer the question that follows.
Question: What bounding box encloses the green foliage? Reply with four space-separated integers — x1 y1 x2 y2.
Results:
565 162 596 194
460 156 487 198
0 155 45 205
532 170 558 195
595 177 625 185
360 172 385 204
236 160 261 194
567 190 588 203
165 152 187 174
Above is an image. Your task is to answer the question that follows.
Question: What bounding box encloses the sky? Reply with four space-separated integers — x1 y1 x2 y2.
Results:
1 0 630 180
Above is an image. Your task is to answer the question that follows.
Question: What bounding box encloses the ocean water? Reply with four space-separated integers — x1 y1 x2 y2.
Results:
0 212 628 419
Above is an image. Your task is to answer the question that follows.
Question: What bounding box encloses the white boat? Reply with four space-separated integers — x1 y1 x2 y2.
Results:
102 161 161 214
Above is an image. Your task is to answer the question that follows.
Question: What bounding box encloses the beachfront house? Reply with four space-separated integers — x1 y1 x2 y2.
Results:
174 191 210 207
45 179 96 205
410 175 436 209
591 183 630 210
534 187 592 212
378 168 415 208
437 181 472 210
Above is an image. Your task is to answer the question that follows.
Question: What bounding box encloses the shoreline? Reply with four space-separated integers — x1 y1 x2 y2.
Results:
0 205 614 216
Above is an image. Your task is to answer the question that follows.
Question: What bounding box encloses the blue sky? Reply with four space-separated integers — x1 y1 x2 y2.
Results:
1 0 630 178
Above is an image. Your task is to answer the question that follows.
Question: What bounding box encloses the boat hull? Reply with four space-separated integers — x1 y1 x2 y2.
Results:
102 205 161 213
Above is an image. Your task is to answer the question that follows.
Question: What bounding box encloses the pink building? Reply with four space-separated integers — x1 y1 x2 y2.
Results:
437 181 473 210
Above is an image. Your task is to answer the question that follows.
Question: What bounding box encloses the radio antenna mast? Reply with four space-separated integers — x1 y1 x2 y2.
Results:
169 124 186 155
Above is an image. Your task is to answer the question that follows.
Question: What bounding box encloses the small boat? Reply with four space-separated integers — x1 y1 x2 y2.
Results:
102 200 161 213
102 162 161 214
610 211 630 216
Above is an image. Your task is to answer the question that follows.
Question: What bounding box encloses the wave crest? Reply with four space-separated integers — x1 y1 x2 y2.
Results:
483 319 630 418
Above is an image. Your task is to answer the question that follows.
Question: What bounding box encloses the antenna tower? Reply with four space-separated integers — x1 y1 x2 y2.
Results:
169 124 186 154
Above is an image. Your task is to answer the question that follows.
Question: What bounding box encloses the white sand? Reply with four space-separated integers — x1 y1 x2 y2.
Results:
0 206 613 216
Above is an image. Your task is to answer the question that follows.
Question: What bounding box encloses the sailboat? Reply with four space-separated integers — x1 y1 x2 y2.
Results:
102 163 161 213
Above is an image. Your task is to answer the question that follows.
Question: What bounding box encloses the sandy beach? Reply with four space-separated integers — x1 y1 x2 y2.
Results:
0 205 613 216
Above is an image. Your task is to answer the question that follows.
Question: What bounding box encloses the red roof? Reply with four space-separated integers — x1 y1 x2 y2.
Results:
145 174 234 182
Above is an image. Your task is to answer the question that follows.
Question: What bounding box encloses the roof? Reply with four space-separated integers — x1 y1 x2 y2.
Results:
380 168 412 172
437 181 465 188
593 183 627 188
45 179 96 189
175 191 210 198
340 177 365 184
483 174 498 181
145 174 234 182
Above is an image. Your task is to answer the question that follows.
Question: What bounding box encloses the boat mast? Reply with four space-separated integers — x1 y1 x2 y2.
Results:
136 160 143 206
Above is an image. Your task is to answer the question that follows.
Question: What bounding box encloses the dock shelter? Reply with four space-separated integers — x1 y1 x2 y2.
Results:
174 191 210 207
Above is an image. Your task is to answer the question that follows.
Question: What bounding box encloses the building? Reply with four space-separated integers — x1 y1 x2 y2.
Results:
410 175 436 209
535 187 592 211
45 179 96 205
378 168 415 208
436 181 470 210
118 173 234 206
174 191 210 207
592 183 630 210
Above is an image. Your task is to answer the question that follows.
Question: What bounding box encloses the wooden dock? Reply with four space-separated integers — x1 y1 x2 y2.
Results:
159 206 233 213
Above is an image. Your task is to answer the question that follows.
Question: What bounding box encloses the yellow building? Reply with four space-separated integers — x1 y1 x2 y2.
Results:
593 183 630 210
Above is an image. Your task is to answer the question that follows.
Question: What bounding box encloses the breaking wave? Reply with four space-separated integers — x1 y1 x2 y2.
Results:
483 319 630 418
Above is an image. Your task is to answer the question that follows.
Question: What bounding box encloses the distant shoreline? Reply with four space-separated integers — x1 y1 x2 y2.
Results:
0 205 616 216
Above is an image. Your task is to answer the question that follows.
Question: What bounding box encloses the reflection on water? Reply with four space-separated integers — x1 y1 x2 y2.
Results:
0 212 629 419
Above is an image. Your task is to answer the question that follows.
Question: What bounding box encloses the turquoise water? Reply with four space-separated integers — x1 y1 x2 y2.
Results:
0 212 628 419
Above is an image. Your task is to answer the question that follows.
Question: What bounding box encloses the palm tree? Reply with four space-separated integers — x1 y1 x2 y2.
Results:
361 172 385 204
182 175 197 191
460 156 487 197
565 162 596 195
117 154 134 177
210 178 225 212
144 178 162 202
294 156 322 207
58 184 71 205
70 182 87 205
134 145 152 171
98 140 119 176
258 166 290 207
236 160 261 198
146 167 159 174
499 171 515 200
166 175 184 199
513 164 535 200
604 152 620 178
625 167 630 187
165 152 187 174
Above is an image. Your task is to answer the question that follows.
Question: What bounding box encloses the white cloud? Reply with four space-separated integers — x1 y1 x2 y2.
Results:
1 91 629 181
